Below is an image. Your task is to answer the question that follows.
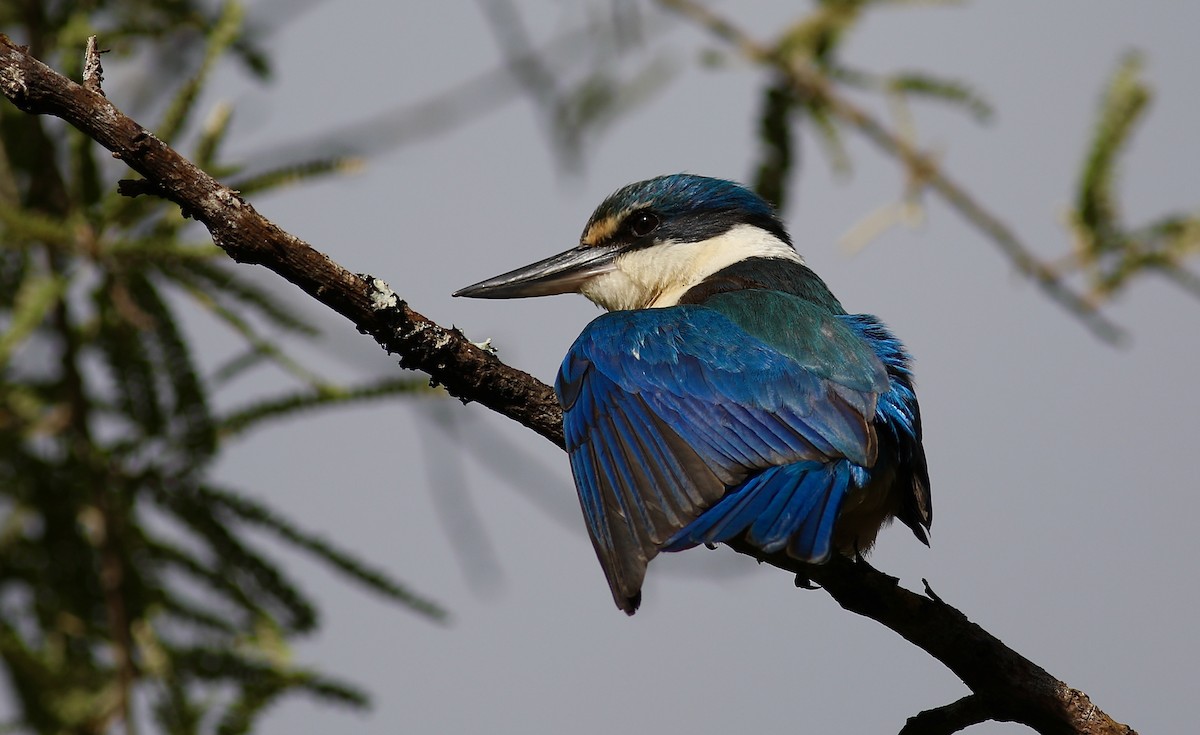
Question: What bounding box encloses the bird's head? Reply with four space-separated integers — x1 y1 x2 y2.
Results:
453 174 802 311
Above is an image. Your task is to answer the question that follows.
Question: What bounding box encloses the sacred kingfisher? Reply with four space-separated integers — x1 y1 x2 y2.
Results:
455 174 930 614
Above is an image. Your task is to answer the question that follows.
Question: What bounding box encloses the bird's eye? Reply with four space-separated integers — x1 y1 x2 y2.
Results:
629 211 660 238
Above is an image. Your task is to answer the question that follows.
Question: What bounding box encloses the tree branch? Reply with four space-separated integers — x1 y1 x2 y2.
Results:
900 694 992 735
82 34 105 96
0 34 563 448
0 34 1136 735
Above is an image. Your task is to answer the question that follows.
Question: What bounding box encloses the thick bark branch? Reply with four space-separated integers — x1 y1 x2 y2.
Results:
900 694 992 735
748 553 1133 735
0 34 1136 735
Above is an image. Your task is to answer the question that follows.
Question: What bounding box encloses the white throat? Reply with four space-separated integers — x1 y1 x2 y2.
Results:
578 223 802 311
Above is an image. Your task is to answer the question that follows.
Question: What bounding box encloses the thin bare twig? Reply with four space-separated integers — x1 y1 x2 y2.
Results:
83 35 105 96
658 0 1125 344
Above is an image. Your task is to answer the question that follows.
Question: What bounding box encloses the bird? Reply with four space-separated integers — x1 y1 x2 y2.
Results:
454 174 930 614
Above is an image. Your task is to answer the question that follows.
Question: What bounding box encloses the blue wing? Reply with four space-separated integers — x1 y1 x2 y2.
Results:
840 313 932 543
556 291 890 613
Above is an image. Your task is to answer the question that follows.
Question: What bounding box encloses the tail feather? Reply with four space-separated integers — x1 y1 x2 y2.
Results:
663 460 855 562
790 462 851 561
751 469 830 553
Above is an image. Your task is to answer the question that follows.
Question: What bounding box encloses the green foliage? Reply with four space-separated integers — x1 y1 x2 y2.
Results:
748 1 992 209
0 3 443 733
1069 53 1200 300
157 1 247 146
833 67 994 122
734 2 1197 313
0 273 66 368
753 79 802 212
217 377 437 440
1076 52 1150 249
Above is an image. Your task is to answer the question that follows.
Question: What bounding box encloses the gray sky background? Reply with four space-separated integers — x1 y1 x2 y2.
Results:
107 2 1200 732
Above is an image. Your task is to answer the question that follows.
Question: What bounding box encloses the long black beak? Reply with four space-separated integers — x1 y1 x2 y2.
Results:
453 244 619 299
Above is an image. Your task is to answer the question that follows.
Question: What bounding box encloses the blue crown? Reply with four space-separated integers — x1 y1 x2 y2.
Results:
590 174 778 222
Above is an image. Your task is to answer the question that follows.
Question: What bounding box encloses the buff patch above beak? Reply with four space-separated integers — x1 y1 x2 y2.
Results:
580 211 628 248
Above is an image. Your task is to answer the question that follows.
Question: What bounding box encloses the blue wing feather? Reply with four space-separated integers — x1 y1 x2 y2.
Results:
791 462 852 559
556 294 894 612
838 313 931 542
664 460 854 560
